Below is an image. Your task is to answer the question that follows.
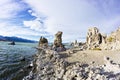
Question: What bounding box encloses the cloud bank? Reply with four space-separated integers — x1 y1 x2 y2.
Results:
23 0 120 42
0 0 120 42
0 0 27 19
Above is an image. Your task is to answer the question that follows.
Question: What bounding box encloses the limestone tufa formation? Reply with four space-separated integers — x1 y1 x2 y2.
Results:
86 27 106 49
38 36 48 48
52 31 66 52
53 31 63 47
24 49 120 80
102 28 120 50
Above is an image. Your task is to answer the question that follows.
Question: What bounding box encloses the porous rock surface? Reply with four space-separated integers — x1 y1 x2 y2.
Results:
86 27 106 49
52 31 66 52
23 49 120 80
38 37 48 48
53 31 63 47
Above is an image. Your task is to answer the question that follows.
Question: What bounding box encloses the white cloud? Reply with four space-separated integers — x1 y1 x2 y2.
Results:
23 0 99 41
0 0 27 19
22 0 102 41
23 20 43 31
21 0 120 42
0 21 50 40
0 0 120 42
0 0 50 41
28 10 37 17
23 9 47 32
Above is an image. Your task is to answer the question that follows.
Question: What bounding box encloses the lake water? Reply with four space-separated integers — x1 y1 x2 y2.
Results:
0 41 72 80
0 41 37 80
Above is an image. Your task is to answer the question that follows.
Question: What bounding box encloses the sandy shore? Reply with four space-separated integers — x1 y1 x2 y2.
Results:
60 48 120 66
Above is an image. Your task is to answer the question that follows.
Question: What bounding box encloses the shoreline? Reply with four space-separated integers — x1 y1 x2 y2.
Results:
23 47 120 80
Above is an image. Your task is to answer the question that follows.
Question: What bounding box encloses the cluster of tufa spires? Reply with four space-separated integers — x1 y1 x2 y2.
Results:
38 27 120 51
38 31 66 52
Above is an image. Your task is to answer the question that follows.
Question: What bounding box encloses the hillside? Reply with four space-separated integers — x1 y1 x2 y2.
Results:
0 35 37 43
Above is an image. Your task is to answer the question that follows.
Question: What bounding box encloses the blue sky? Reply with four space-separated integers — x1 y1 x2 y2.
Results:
0 0 120 42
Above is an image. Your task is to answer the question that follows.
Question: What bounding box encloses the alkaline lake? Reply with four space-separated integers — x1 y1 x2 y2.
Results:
0 41 37 80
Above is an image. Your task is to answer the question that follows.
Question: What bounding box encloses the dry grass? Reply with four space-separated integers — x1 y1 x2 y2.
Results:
107 37 114 42
92 48 102 51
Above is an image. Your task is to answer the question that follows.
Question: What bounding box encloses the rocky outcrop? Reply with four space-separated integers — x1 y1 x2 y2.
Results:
53 31 63 47
38 37 48 48
101 28 120 50
86 27 120 50
8 41 15 45
23 48 68 80
109 28 120 41
53 31 66 52
86 27 106 49
87 27 101 44
100 40 120 50
24 49 120 80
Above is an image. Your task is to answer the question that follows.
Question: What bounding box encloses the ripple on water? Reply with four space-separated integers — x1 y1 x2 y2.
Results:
0 42 37 80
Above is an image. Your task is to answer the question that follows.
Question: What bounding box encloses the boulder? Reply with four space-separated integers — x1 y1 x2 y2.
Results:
38 36 48 48
8 41 15 45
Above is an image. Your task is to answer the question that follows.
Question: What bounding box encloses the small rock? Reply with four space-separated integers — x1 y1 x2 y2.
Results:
20 57 25 61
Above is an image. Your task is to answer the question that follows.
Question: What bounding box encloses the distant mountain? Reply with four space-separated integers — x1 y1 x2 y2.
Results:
0 36 6 41
0 35 37 43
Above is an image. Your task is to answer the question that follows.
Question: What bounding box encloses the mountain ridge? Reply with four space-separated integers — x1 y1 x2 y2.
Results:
0 35 37 43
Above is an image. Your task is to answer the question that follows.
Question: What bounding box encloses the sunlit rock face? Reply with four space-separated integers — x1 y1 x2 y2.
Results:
86 27 106 49
103 28 120 50
109 28 120 41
